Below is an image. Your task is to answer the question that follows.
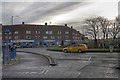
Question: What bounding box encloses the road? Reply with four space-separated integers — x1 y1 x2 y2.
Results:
2 52 49 78
0 54 2 80
2 48 119 78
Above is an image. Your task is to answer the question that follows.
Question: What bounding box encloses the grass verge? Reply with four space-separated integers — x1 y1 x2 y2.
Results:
47 47 120 52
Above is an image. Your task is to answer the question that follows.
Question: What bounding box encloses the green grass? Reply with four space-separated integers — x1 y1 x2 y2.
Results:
47 47 63 51
47 47 120 52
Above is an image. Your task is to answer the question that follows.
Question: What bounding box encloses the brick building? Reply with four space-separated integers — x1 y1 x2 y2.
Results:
2 22 85 47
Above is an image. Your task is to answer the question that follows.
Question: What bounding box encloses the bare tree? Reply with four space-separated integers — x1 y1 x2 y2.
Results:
97 17 110 48
84 17 100 48
97 17 110 39
109 17 120 41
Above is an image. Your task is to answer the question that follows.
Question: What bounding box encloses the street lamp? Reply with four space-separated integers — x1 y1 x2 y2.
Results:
12 16 19 25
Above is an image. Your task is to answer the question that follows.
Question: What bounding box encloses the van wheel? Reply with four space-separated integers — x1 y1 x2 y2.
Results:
64 49 68 53
78 49 82 53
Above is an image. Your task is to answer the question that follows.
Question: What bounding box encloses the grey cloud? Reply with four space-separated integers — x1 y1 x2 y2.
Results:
2 2 98 33
2 2 89 24
23 2 80 23
118 1 120 16
0 1 1 35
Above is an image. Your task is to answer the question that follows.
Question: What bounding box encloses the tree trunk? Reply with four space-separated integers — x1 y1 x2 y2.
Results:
94 39 98 48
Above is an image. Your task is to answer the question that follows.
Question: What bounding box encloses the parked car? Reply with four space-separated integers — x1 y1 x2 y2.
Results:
63 44 88 53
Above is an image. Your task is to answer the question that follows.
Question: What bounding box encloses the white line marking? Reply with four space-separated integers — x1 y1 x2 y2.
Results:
30 72 37 74
77 72 81 77
44 70 48 74
42 70 46 74
88 57 91 61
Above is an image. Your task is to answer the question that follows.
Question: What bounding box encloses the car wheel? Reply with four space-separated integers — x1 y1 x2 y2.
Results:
78 49 82 53
64 49 68 53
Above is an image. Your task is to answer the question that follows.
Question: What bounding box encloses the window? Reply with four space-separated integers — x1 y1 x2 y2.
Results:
35 31 37 34
15 36 18 39
45 30 52 34
46 31 49 34
65 31 69 34
38 31 40 34
65 36 69 39
15 31 18 34
35 31 40 34
58 36 61 39
58 31 62 34
5 36 11 39
9 36 11 39
43 36 47 39
26 31 31 34
51 36 55 39
49 31 52 34
35 36 38 39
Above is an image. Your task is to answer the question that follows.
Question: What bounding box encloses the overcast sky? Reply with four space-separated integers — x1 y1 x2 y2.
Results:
1 0 119 32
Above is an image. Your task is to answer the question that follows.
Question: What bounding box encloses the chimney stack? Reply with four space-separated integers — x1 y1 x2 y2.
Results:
22 22 24 24
45 22 47 26
65 24 67 26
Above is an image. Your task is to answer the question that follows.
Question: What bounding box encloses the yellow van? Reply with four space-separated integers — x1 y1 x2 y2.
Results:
63 44 88 53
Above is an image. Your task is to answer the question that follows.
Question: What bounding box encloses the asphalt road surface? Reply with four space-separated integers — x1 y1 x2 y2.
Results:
2 48 119 78
2 52 49 78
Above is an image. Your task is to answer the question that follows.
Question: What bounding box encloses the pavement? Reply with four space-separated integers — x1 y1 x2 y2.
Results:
2 48 119 78
2 52 49 78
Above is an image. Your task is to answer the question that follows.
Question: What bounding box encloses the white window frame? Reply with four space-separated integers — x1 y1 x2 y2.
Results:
15 31 18 34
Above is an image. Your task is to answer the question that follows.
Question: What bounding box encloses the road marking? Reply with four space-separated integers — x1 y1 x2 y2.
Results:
30 72 37 74
88 57 91 61
42 70 46 74
44 70 48 74
77 72 81 78
42 70 49 74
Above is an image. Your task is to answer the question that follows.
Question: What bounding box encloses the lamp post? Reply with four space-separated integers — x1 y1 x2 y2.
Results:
12 16 19 25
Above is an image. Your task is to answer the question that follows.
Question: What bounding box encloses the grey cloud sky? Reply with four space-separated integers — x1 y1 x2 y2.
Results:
0 1 2 24
2 2 85 24
2 1 119 32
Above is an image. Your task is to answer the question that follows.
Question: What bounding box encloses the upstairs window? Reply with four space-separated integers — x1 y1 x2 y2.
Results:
45 30 52 34
43 36 48 39
65 31 69 34
26 31 31 34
